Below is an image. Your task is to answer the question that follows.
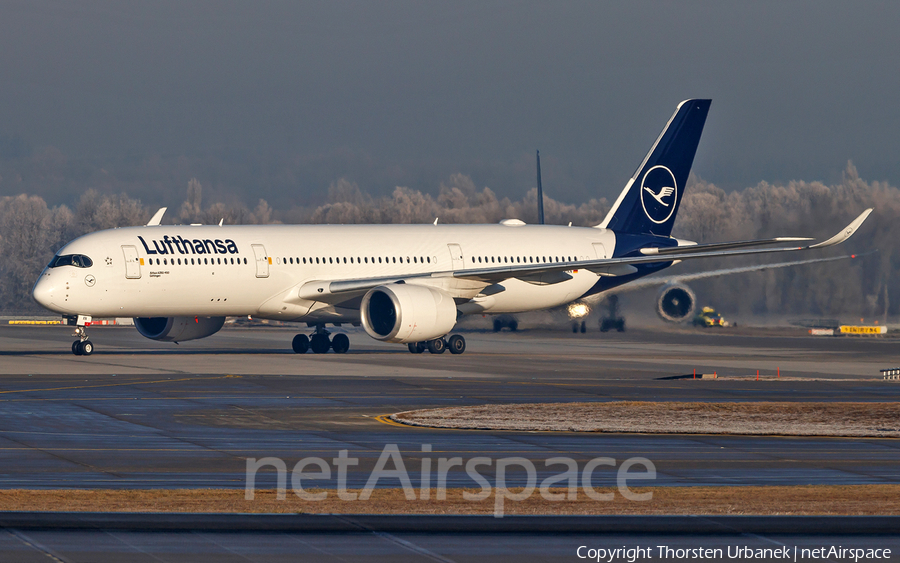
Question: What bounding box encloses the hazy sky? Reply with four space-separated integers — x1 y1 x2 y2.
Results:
1 1 899 206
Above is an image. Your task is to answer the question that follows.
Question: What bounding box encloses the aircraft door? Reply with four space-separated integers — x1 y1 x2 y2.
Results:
447 244 464 270
592 243 608 259
121 245 141 279
252 244 269 278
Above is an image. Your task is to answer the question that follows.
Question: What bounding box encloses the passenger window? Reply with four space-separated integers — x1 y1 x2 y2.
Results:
427 257 431 263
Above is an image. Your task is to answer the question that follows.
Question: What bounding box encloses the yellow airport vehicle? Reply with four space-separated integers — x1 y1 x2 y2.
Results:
692 306 729 328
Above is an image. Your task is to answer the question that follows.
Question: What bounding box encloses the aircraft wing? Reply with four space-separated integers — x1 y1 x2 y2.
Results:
454 208 872 283
295 208 871 303
585 252 869 297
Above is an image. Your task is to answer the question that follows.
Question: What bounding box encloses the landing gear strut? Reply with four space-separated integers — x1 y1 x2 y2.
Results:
292 326 350 354
599 295 626 333
70 316 94 356
408 334 466 355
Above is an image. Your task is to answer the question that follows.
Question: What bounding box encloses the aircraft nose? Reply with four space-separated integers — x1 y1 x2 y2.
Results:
32 274 55 310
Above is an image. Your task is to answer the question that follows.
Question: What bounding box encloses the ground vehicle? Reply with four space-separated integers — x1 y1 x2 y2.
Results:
693 307 728 327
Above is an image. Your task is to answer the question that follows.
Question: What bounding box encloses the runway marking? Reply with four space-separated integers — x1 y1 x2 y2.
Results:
4 529 70 563
333 515 458 563
0 375 241 395
374 414 416 428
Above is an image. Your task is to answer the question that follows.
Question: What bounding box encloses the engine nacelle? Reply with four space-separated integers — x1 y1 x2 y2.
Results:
656 284 696 323
134 316 226 342
360 284 458 343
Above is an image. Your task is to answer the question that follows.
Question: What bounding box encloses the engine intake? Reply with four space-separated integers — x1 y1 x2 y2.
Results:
656 284 696 323
134 316 226 342
361 284 457 343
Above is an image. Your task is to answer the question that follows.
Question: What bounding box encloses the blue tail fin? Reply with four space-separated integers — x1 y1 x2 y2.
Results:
599 99 711 237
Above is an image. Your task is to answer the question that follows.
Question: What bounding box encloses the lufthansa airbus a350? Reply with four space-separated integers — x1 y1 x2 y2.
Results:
32 99 872 356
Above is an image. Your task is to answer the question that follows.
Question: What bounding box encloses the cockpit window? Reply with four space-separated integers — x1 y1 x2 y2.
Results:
48 254 93 268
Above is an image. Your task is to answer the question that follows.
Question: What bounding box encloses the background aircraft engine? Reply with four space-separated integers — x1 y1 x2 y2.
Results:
134 316 226 342
360 284 458 343
656 284 696 323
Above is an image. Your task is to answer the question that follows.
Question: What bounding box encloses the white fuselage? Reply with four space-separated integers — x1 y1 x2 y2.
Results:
32 222 620 323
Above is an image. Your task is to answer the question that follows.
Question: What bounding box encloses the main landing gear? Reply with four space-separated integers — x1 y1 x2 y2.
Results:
407 334 466 355
292 326 350 354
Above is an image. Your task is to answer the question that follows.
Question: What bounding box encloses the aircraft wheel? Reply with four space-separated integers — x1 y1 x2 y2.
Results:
508 320 518 332
80 341 94 356
310 333 331 354
408 343 424 354
292 334 310 354
493 319 502 332
72 341 82 356
572 323 578 333
580 321 586 333
448 334 466 355
331 333 350 354
616 320 626 332
427 338 446 354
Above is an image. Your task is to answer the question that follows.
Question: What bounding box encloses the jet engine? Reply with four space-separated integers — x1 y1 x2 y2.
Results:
656 284 696 323
360 284 458 343
134 316 226 342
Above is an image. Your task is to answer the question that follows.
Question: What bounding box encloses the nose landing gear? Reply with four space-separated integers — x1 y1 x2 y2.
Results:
70 318 94 356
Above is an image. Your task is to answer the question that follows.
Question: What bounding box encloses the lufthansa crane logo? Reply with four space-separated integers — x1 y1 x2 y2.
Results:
640 165 678 224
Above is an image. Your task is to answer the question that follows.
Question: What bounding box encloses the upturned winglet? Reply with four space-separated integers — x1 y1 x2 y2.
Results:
146 207 167 226
809 208 873 249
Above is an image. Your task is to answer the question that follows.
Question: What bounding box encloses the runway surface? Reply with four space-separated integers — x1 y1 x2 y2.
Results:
1 513 898 562
1 323 899 561
0 323 897 490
